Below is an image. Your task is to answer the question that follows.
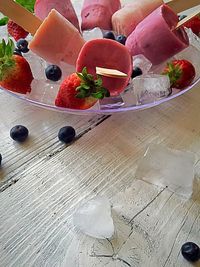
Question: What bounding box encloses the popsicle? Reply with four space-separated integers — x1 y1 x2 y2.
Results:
76 39 132 96
0 0 85 66
81 0 121 31
125 4 189 66
34 0 80 31
112 0 200 36
29 9 85 65
112 0 163 37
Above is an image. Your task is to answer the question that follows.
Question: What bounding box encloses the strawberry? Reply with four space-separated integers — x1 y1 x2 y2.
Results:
162 59 195 89
55 67 110 110
7 20 29 41
184 15 200 36
0 39 33 94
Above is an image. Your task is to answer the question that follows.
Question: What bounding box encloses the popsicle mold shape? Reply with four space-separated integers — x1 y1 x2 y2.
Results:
34 0 80 31
112 0 163 37
81 0 121 31
29 9 85 65
76 39 132 96
125 5 189 65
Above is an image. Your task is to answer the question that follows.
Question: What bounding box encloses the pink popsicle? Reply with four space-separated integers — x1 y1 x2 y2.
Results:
76 39 132 96
125 4 189 65
81 0 121 31
112 0 163 37
29 9 85 65
34 0 80 31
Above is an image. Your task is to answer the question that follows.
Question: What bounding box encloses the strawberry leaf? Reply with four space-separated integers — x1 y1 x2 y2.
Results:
0 17 9 26
15 0 36 13
0 39 15 80
75 67 110 100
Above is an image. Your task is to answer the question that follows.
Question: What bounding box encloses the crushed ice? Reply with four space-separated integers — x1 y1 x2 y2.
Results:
73 196 114 239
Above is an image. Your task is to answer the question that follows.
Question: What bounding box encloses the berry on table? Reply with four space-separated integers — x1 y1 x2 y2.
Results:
131 67 143 78
181 242 200 262
103 31 115 40
45 65 62 81
10 125 29 142
58 126 76 144
16 39 29 53
116 35 127 45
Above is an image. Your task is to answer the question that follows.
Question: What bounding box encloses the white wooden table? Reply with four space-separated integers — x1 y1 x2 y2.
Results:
0 81 200 267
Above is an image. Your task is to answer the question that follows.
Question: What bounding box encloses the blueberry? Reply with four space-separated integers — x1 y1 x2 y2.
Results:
103 31 115 40
0 154 2 166
13 48 22 56
116 35 127 45
131 67 143 78
181 242 200 262
45 65 62 81
179 14 187 21
58 126 76 144
16 39 29 53
10 125 29 142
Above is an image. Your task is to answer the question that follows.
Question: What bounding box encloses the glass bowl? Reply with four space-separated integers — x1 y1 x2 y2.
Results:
0 0 200 115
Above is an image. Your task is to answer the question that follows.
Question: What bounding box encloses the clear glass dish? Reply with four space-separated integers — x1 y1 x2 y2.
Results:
0 0 200 115
0 78 199 115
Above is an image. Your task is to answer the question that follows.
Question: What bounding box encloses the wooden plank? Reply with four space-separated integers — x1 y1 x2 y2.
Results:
0 91 109 189
0 83 200 266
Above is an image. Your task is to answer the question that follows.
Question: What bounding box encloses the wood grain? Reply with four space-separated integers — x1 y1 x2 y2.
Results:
0 91 109 189
0 82 200 266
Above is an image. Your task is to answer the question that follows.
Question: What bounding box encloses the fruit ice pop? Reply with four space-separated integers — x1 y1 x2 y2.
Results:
29 9 85 65
76 39 132 96
112 0 163 37
81 0 121 31
125 4 189 66
112 0 200 37
34 0 80 31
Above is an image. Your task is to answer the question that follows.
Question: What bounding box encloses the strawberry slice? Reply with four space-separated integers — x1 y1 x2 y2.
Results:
0 39 33 94
55 67 110 110
184 15 200 36
162 59 195 89
7 20 29 41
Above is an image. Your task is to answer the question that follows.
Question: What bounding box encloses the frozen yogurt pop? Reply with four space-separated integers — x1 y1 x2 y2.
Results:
34 0 80 31
112 0 200 36
29 9 85 65
125 4 189 65
76 39 132 96
81 0 121 31
112 0 162 37
0 0 85 66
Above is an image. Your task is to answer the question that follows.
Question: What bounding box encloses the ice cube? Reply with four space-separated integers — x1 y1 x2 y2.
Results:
100 96 124 109
135 144 196 198
83 27 103 41
57 62 76 80
132 74 171 104
29 79 59 105
184 27 200 51
24 51 46 80
73 196 114 239
121 81 138 107
132 54 152 74
175 45 200 80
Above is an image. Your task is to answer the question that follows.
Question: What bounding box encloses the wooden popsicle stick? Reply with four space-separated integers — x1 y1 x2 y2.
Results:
167 0 200 13
0 0 42 35
96 67 128 78
176 7 200 29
